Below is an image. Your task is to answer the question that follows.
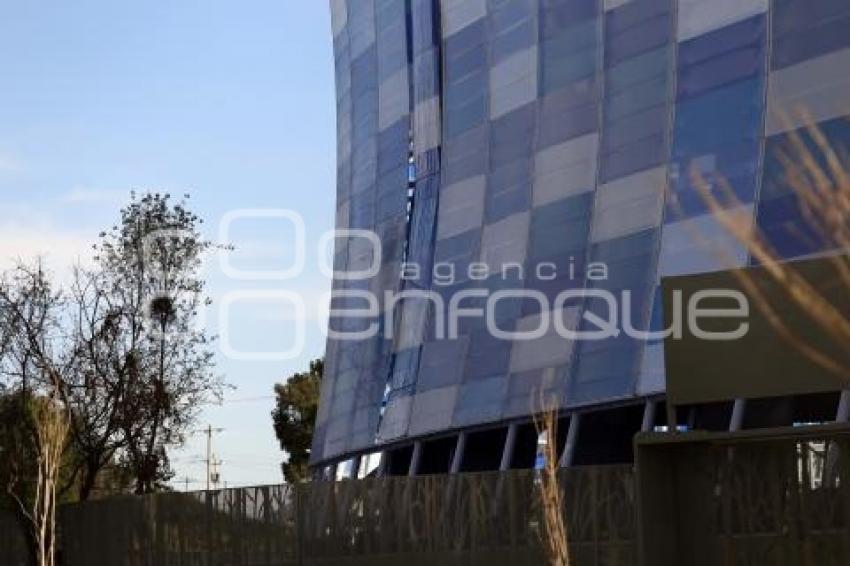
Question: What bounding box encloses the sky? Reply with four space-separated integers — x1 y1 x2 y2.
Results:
0 1 337 488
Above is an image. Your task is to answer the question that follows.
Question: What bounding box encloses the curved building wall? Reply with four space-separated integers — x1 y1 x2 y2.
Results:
312 0 850 467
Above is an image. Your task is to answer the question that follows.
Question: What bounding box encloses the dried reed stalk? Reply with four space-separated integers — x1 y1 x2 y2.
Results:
534 397 570 566
6 396 69 566
686 110 850 382
32 398 69 566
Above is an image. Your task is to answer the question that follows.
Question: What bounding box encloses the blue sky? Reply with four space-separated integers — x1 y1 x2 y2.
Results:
0 1 337 487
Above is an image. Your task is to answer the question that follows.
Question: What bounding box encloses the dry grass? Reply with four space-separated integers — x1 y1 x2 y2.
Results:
533 398 570 566
683 111 850 382
32 398 69 566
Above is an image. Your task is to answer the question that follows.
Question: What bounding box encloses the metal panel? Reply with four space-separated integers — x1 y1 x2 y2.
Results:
535 127 594 203
408 385 461 435
636 342 665 395
592 166 666 240
349 0 377 59
378 393 413 442
658 209 752 276
509 307 580 373
772 0 850 69
441 0 487 37
437 175 487 240
379 69 410 130
677 0 767 42
480 211 530 271
417 337 470 391
767 47 850 135
489 46 538 118
453 374 511 426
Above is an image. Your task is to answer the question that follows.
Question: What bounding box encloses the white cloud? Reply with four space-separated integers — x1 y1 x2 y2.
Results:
63 187 128 206
0 217 94 279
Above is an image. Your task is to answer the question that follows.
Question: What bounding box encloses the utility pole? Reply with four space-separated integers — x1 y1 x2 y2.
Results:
200 425 224 492
210 456 224 490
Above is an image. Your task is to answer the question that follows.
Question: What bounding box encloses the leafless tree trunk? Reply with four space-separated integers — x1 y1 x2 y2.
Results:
6 397 69 566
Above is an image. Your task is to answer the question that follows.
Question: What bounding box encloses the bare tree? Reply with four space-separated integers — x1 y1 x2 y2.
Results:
62 266 139 499
0 262 70 566
17 398 68 566
0 192 225 503
0 261 132 503
91 192 226 493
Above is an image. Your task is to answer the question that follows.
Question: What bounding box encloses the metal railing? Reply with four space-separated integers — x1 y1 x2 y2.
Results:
1 466 635 566
9 425 850 566
637 424 850 566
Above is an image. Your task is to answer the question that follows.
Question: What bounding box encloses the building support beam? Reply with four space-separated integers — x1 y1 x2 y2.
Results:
666 402 677 433
349 455 362 480
641 400 657 433
729 399 747 432
559 414 581 468
408 441 423 477
499 423 518 472
450 432 467 474
376 451 388 478
837 391 850 423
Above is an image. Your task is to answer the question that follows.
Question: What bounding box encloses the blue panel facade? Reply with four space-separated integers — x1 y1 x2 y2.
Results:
312 0 850 466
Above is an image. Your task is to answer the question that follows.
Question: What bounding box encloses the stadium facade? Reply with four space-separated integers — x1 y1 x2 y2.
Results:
312 0 850 476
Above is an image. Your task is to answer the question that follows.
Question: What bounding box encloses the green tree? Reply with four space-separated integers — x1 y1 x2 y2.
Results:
271 359 322 483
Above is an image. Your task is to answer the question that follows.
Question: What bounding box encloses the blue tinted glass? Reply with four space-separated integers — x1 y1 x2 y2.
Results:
773 10 850 69
677 47 765 101
453 374 510 426
678 15 765 67
605 0 671 35
541 0 598 37
464 328 514 380
755 193 824 260
491 17 535 63
600 134 667 182
538 96 599 147
605 14 671 66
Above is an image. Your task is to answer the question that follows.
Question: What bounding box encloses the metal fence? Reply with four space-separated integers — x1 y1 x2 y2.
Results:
637 424 850 566
0 509 29 566
297 467 636 566
60 484 298 566
9 426 850 566
2 466 635 566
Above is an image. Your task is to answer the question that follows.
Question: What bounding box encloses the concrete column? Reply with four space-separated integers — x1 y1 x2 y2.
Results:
376 451 388 478
641 400 657 433
450 432 467 474
499 423 519 472
408 442 423 477
349 455 362 480
666 402 678 433
837 391 850 423
729 399 747 432
559 414 581 468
